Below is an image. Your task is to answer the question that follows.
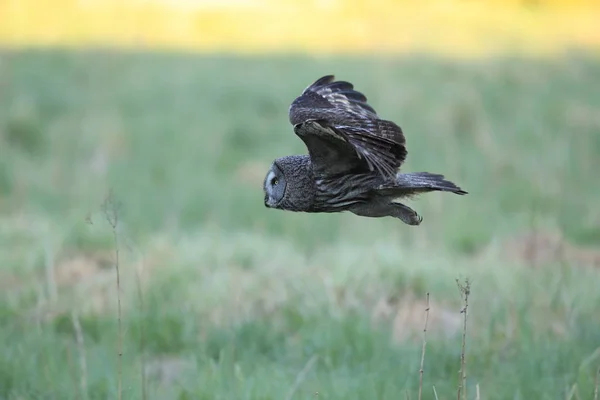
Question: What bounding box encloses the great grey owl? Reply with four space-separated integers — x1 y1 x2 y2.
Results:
263 75 467 225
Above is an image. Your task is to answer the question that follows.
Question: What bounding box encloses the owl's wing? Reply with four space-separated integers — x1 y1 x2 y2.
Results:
289 75 407 178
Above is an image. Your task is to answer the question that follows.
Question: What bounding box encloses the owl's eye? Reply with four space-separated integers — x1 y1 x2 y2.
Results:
271 177 279 186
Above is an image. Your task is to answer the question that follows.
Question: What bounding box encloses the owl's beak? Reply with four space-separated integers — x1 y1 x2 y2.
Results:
264 195 277 208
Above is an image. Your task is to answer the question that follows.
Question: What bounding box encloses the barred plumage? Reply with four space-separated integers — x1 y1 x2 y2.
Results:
263 75 467 225
313 173 375 211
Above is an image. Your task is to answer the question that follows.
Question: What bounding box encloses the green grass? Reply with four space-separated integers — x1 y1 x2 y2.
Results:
1 48 600 399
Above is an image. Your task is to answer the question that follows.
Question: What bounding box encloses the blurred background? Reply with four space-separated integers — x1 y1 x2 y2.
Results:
1 0 600 399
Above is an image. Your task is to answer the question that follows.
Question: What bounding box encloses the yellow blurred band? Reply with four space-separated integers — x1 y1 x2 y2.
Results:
1 0 599 55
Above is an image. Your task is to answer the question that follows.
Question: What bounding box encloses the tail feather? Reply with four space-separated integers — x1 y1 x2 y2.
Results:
379 172 468 197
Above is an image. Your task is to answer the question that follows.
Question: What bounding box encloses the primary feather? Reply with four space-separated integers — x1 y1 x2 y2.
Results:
289 75 407 179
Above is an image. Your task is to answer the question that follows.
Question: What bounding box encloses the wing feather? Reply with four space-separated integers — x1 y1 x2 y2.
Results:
289 75 406 178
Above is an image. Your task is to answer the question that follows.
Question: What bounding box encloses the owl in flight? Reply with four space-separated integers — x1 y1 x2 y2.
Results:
263 75 467 225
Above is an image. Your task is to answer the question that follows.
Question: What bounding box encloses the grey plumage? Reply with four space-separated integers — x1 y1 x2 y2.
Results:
263 75 467 225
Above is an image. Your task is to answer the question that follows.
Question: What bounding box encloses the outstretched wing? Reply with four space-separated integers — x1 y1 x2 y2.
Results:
289 75 407 178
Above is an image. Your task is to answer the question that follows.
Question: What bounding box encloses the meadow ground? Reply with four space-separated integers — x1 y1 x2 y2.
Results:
0 49 600 399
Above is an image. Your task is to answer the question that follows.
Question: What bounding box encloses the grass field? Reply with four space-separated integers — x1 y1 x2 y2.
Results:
1 48 600 399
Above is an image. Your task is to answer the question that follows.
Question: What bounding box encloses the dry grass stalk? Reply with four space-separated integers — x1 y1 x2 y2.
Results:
432 385 439 400
102 191 123 400
135 260 148 400
71 310 88 399
285 355 319 400
418 292 431 400
456 279 471 400
565 383 579 400
594 366 599 400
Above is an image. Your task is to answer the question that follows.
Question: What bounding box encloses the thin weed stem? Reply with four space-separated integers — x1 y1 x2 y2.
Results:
71 311 88 399
134 258 147 400
456 278 471 400
565 383 579 400
594 366 599 400
103 191 123 400
285 355 319 400
418 292 430 400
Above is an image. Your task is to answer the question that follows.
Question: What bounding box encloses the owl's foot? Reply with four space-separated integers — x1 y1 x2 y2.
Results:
349 201 423 226
390 202 423 226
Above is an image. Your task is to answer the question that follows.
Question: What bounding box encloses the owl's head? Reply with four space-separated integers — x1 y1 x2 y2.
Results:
263 155 314 211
